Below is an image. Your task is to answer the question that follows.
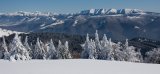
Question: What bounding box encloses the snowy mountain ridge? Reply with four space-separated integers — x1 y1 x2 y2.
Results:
80 8 145 15
0 8 144 17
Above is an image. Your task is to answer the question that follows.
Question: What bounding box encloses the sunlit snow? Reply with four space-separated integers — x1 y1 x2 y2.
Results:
0 59 159 74
0 28 22 37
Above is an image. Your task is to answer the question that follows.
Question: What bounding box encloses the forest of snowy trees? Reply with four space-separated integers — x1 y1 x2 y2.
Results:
81 31 143 62
0 31 160 63
0 34 72 61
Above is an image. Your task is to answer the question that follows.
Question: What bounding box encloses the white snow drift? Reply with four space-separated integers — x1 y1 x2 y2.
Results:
0 59 159 74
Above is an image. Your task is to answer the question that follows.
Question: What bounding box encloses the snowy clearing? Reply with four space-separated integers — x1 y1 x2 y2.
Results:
0 28 22 37
40 20 64 29
0 59 159 74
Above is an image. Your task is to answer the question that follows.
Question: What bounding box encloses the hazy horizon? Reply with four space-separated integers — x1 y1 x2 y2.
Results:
0 0 160 14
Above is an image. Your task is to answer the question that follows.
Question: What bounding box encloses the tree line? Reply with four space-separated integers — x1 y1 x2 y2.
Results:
0 31 159 63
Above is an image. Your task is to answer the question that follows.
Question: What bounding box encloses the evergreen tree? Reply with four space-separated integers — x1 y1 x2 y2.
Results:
122 39 142 62
57 40 72 59
95 30 101 53
63 41 72 59
23 36 32 57
100 36 114 60
145 48 160 63
57 40 63 59
9 34 30 61
124 39 129 48
81 34 97 59
0 36 10 60
33 38 45 59
46 39 58 59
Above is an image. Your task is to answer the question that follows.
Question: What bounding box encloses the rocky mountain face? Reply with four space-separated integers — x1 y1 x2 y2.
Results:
0 9 160 41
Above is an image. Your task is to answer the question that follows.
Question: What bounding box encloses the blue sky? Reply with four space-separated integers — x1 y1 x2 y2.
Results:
0 0 159 13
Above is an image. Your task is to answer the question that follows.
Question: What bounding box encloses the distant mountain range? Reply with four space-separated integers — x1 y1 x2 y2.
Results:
80 8 144 15
0 8 160 40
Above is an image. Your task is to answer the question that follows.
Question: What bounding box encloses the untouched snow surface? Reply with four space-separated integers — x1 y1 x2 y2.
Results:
0 59 159 74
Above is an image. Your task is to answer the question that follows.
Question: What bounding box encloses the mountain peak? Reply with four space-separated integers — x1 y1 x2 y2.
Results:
117 8 143 14
80 8 144 15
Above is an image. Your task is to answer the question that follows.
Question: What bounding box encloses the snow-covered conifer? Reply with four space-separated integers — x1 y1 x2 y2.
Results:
46 39 58 59
95 30 101 52
23 36 32 57
122 40 142 62
145 48 160 63
0 36 10 59
57 40 72 59
63 41 72 59
101 34 108 47
124 39 129 48
57 40 63 59
81 34 97 59
33 38 45 59
9 34 30 61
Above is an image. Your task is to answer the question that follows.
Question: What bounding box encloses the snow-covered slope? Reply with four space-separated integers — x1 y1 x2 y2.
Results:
0 59 159 74
0 28 22 37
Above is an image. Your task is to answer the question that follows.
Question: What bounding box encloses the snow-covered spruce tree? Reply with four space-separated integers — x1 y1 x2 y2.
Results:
81 34 97 59
81 34 90 59
111 42 125 61
46 39 59 59
63 41 72 59
57 40 63 59
95 30 102 52
9 34 30 61
99 34 115 60
90 39 97 59
23 36 32 57
94 30 101 59
145 48 160 63
0 36 10 59
122 39 142 62
39 40 47 59
32 38 45 59
106 38 115 60
98 34 109 60
57 40 72 59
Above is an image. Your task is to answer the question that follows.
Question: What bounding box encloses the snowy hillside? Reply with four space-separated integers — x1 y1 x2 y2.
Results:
0 59 159 74
0 28 22 37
